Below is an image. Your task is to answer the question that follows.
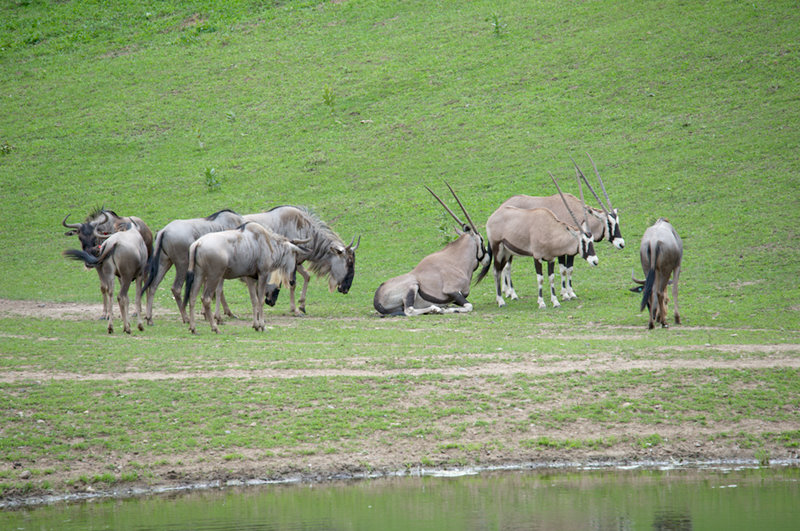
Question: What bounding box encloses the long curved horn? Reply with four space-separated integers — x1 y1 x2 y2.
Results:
576 166 589 227
444 182 480 235
548 171 583 231
425 185 465 227
586 153 613 211
62 214 81 230
571 157 609 216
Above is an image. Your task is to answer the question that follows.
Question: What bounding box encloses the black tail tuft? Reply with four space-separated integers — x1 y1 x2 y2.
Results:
63 248 99 267
140 236 163 296
640 268 655 311
183 270 195 309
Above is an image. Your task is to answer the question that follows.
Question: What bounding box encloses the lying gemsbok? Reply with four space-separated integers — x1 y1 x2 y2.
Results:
631 218 683 329
486 173 598 308
183 222 306 334
373 183 491 316
497 154 623 302
63 215 149 334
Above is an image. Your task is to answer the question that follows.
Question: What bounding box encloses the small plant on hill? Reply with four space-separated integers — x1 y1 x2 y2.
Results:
204 167 221 192
489 13 506 37
0 140 13 155
322 84 335 111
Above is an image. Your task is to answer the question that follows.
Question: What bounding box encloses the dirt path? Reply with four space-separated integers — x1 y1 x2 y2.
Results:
2 298 799 507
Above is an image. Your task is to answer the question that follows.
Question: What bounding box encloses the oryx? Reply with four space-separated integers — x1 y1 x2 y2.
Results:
244 206 359 315
373 184 491 316
63 217 149 334
631 218 682 329
183 222 306 334
486 173 598 308
498 154 622 301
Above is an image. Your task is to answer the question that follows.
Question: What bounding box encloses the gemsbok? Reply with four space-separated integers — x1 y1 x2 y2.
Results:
373 184 491 316
631 218 682 329
486 173 598 308
498 154 623 301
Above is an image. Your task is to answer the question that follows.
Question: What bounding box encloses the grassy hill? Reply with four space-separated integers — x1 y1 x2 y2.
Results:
1 0 799 500
1 0 798 327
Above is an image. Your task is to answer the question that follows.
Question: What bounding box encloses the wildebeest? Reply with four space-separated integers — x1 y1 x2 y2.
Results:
486 173 598 308
140 209 245 325
373 183 491 316
63 219 149 334
244 206 359 315
497 155 623 301
631 218 682 329
62 208 154 319
182 222 306 334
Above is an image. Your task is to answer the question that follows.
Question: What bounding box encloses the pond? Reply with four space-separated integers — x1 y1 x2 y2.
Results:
2 465 799 530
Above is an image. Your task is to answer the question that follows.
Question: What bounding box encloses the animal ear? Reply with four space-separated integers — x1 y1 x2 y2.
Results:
64 230 78 236
330 243 345 255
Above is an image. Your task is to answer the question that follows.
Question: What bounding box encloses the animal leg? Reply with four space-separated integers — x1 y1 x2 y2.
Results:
442 291 473 314
403 285 442 316
245 277 264 331
144 254 172 326
118 278 132 334
501 259 518 299
187 270 202 335
201 288 219 334
101 278 114 333
547 261 560 308
558 256 569 299
564 255 577 299
171 269 189 324
535 260 546 309
493 253 507 307
220 288 236 319
296 265 310 315
134 277 144 331
672 266 681 325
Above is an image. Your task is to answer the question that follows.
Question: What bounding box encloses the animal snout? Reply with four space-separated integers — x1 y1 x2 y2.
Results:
338 284 349 294
587 256 599 267
614 238 625 249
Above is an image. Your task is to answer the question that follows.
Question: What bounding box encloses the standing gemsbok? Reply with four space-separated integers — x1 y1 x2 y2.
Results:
486 173 598 308
373 184 491 316
498 154 623 302
631 218 682 329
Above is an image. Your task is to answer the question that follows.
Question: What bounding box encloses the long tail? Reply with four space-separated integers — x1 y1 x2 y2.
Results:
63 241 116 268
182 244 199 309
640 243 660 311
140 231 164 296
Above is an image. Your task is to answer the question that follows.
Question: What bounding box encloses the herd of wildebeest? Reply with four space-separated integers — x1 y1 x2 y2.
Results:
62 155 683 333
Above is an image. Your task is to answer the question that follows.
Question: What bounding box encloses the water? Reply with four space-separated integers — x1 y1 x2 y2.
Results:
3 466 799 530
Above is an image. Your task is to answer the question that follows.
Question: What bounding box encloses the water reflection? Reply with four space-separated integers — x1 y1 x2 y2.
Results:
2 467 798 530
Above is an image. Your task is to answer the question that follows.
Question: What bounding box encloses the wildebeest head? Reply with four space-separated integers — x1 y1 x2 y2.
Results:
328 236 359 294
62 210 113 256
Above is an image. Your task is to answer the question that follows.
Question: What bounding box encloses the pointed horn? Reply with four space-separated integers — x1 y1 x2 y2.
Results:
425 185 465 226
586 153 613 211
571 156 609 216
548 171 583 231
62 214 81 230
576 166 589 227
348 235 361 251
444 181 480 235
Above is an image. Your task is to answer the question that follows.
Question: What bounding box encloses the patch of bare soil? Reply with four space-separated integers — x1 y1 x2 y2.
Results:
1 299 798 508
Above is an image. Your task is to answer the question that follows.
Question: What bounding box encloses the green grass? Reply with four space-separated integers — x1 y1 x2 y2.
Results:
0 0 799 496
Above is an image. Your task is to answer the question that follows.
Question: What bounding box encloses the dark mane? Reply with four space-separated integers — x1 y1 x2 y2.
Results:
206 208 238 221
